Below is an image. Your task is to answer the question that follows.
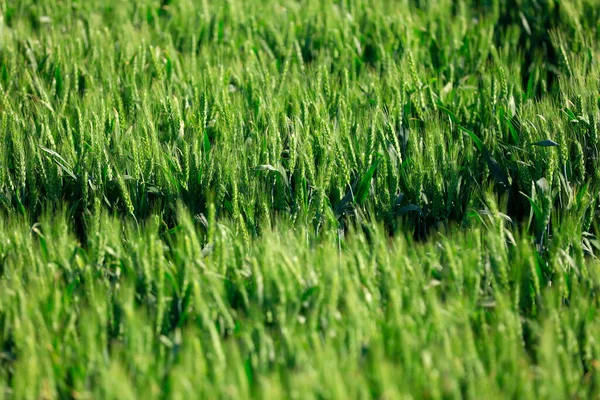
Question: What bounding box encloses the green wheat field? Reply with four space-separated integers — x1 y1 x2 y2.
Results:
1 0 600 398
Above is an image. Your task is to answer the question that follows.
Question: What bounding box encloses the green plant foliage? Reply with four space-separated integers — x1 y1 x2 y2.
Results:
0 0 600 397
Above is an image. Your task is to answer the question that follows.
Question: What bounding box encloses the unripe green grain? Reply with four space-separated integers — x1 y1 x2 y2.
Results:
589 111 598 145
559 44 573 77
117 174 135 216
499 67 508 101
547 149 558 188
82 171 89 210
181 143 190 191
428 86 436 111
492 77 498 108
365 122 376 167
407 50 420 88
12 131 26 190
575 94 584 117
583 199 595 232
572 141 585 184
305 139 316 185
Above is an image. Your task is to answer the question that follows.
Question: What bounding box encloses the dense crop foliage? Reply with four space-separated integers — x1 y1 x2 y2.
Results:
0 0 600 398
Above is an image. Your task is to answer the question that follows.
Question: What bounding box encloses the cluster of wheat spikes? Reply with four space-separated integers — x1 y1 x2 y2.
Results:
0 0 600 398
